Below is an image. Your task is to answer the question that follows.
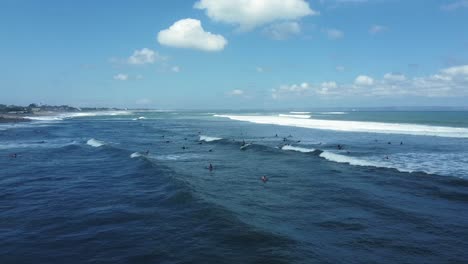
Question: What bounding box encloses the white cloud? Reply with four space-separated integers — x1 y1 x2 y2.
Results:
228 89 245 96
441 0 468 11
194 0 318 30
128 48 159 65
113 73 128 81
383 73 406 82
355 75 374 86
324 28 344 40
271 64 468 99
441 65 468 76
263 21 301 40
171 66 180 73
157 18 227 52
369 24 387 34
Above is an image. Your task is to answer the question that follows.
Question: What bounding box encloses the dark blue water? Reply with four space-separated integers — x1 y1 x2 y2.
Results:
1 111 468 263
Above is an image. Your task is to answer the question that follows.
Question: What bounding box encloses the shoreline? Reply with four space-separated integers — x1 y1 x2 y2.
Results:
0 114 30 123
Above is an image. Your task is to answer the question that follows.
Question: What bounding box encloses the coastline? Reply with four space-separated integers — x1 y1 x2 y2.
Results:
0 114 30 123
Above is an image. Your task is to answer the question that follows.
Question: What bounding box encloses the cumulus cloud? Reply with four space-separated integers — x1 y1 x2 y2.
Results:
441 65 468 75
263 21 301 40
384 73 406 82
113 73 128 81
194 0 318 30
369 24 387 34
271 64 468 99
128 48 160 65
157 18 227 52
228 89 245 96
324 28 344 40
355 75 374 86
441 0 468 11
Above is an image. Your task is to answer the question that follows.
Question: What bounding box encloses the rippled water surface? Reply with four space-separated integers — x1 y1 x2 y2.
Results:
1 110 468 263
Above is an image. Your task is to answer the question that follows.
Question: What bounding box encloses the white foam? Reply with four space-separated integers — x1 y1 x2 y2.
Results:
0 140 77 150
319 151 388 168
281 145 315 153
215 115 468 138
25 111 132 121
278 114 311 119
130 152 142 158
240 143 252 150
137 116 146 120
86 138 105 147
319 112 347 115
290 111 311 114
199 135 222 142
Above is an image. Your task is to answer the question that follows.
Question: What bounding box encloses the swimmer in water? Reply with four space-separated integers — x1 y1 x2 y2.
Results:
261 176 268 183
209 149 213 152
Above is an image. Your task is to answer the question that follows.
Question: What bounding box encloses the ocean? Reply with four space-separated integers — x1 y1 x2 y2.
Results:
1 110 468 263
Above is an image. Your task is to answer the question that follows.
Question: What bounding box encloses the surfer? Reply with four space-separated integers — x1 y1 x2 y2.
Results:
388 142 392 145
337 144 343 150
144 150 149 155
209 149 213 152
261 176 268 183
241 140 246 146
275 134 278 137
209 163 213 171
400 141 403 145
182 146 186 150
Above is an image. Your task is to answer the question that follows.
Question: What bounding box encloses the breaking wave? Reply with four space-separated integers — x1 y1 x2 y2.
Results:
278 114 311 119
86 138 105 147
214 114 468 138
281 145 315 153
199 135 223 142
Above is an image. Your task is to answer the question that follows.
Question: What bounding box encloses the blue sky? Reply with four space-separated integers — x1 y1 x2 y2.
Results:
1 0 468 109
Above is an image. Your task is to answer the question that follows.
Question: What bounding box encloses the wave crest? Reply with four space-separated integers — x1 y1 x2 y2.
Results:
86 138 105 147
199 135 222 142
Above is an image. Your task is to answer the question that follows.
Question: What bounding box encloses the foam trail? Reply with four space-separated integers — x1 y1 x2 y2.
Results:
130 152 142 158
319 112 347 115
281 145 315 153
278 114 311 119
87 138 105 147
214 115 468 138
199 135 222 142
25 111 132 121
319 151 383 167
0 140 77 150
290 111 311 114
